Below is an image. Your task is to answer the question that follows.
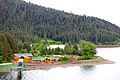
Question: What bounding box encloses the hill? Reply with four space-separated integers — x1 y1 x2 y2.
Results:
0 0 120 43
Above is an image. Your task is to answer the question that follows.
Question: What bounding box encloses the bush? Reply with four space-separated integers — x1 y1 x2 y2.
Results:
0 56 3 63
79 40 97 60
58 56 71 62
64 42 73 55
72 44 79 55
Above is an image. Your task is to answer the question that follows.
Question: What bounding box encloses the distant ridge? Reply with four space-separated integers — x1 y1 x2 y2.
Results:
0 0 120 43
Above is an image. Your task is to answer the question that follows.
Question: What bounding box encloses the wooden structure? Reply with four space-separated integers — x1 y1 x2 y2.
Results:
14 53 33 61
31 57 58 64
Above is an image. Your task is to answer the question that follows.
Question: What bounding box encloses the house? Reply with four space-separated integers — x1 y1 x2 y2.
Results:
14 53 33 61
31 56 58 64
47 45 65 49
43 57 58 63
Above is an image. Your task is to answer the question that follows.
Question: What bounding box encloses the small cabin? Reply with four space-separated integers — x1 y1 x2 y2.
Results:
14 53 33 61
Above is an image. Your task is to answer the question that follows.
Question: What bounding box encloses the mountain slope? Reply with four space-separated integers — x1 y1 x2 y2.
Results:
0 0 120 43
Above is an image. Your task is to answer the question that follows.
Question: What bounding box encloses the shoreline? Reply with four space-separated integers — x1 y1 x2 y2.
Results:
97 45 120 48
0 71 11 73
0 56 115 72
24 56 115 70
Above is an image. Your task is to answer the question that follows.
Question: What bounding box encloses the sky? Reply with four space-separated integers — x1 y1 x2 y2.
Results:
24 0 120 27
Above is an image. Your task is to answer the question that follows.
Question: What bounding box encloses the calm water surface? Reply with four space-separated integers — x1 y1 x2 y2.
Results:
1 47 120 80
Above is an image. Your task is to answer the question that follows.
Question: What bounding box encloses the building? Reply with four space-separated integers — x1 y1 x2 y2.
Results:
31 56 58 64
47 45 65 49
14 53 33 61
31 57 44 63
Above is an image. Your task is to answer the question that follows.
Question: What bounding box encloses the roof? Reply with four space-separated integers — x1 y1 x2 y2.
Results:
18 59 23 62
47 45 65 49
47 56 58 60
14 53 33 57
32 57 44 61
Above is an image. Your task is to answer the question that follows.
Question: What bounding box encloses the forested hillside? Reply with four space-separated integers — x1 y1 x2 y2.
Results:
0 0 120 43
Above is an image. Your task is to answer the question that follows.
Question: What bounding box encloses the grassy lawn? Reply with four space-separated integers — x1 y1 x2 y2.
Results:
0 63 15 71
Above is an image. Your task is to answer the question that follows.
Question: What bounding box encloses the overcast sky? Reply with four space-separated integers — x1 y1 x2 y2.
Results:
24 0 120 27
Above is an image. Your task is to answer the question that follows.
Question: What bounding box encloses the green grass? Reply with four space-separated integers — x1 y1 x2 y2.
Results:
31 39 63 50
0 63 15 71
58 56 71 62
39 39 63 45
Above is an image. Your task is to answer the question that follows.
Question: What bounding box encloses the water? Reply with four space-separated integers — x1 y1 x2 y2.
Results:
0 71 18 80
1 47 120 80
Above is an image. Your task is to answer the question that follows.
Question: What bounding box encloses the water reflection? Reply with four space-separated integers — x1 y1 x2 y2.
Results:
0 71 18 80
0 72 7 78
0 72 8 80
80 65 96 72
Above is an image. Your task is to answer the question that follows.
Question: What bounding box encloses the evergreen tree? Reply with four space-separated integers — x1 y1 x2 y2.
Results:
23 42 31 52
72 44 79 55
64 42 73 55
0 34 12 62
4 32 18 53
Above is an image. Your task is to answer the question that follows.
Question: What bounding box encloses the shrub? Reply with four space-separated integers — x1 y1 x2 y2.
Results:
64 42 73 55
79 40 97 60
0 56 3 63
58 56 71 62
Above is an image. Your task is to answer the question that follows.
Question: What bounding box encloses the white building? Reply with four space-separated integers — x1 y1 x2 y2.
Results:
47 45 65 49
